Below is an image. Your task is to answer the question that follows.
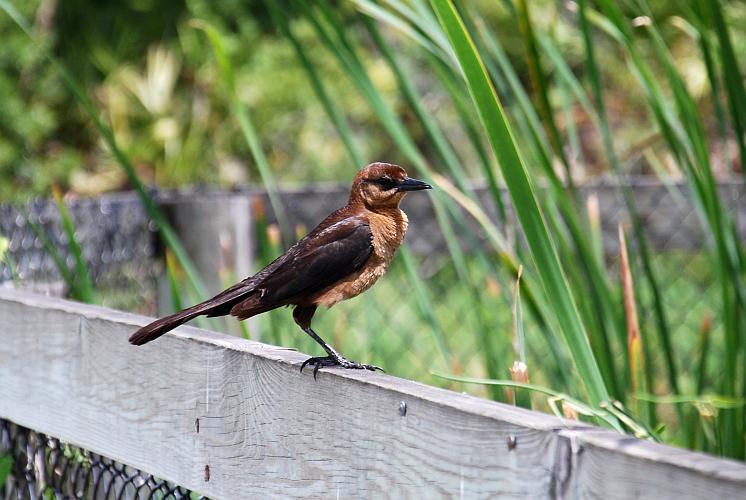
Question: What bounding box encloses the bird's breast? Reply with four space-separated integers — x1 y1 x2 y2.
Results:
313 209 408 308
368 209 408 263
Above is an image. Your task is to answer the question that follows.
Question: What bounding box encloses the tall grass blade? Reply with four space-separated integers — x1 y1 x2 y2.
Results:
430 0 614 419
688 313 713 450
645 0 744 456
510 266 531 409
265 1 365 168
354 0 445 62
25 196 97 304
703 0 746 174
513 266 526 364
165 251 184 313
593 0 745 455
618 224 650 422
52 187 96 304
191 19 291 240
576 0 679 407
515 0 573 189
682 5 730 158
27 216 76 297
464 9 623 397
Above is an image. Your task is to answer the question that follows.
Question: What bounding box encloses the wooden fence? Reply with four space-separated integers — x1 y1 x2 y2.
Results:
1 287 746 499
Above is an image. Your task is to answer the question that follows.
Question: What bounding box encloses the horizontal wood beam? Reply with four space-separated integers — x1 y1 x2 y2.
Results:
0 287 744 499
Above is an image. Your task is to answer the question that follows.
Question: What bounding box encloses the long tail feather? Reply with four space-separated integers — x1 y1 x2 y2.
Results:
129 281 259 345
129 305 205 345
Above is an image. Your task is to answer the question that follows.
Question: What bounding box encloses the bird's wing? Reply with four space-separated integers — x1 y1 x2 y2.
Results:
259 217 373 303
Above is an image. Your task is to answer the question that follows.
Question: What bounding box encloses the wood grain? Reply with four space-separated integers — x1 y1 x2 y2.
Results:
0 288 745 499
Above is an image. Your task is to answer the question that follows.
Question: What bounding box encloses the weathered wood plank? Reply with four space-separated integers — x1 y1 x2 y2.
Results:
0 287 745 499
556 430 746 498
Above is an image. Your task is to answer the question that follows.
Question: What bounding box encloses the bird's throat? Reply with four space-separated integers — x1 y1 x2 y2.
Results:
367 208 408 262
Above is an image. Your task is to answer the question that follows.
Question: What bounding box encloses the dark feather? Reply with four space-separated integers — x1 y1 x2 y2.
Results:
129 214 373 344
230 218 373 319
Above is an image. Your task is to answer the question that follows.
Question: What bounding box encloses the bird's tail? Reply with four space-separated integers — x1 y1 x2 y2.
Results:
129 282 256 345
128 305 206 345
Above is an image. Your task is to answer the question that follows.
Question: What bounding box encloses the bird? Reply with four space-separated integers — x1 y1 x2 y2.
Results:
129 162 432 377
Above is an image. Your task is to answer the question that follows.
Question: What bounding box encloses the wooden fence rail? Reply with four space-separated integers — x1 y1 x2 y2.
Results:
1 287 745 499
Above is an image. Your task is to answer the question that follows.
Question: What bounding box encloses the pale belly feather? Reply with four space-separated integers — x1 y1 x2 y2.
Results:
313 209 408 308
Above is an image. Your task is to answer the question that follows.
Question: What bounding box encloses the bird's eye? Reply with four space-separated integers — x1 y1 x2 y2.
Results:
375 177 396 190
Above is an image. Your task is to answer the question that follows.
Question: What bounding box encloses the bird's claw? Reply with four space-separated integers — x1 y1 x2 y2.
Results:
300 355 383 379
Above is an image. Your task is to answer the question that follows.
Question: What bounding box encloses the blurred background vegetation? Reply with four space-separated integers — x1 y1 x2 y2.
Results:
5 0 743 200
3 0 746 461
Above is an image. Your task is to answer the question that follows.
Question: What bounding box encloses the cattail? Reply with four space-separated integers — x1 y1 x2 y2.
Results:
695 313 712 396
619 224 644 396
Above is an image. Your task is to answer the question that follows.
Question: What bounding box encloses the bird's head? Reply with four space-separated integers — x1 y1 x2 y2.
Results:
350 162 432 209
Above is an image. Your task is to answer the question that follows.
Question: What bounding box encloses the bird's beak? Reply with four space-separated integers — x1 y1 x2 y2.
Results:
396 177 432 192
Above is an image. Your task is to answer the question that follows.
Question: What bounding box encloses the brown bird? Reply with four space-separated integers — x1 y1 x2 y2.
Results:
129 162 432 376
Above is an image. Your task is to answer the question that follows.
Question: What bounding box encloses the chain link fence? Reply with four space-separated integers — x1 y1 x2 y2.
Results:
0 419 206 500
0 193 161 315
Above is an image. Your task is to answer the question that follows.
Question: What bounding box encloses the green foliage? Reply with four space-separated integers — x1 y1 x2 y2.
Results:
52 186 96 303
431 0 611 416
2 0 714 200
0 2 82 200
0 453 11 490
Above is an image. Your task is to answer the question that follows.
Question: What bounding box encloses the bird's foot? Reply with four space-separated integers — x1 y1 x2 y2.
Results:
300 355 383 379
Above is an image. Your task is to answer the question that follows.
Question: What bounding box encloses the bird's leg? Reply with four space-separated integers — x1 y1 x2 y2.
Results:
299 326 383 378
293 306 382 378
